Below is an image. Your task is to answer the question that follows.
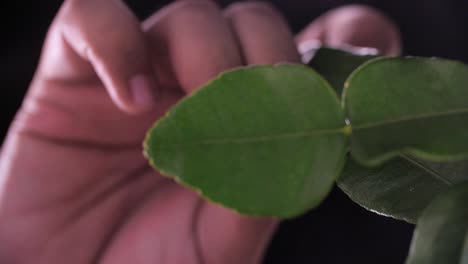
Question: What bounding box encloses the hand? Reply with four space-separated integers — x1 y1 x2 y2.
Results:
0 1 400 263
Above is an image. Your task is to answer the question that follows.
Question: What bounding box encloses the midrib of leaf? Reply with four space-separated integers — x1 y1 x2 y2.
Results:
401 154 453 185
352 108 468 130
156 127 346 148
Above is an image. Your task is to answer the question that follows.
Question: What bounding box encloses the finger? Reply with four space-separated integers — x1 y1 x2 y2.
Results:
297 5 402 56
97 2 255 264
225 2 300 64
190 3 302 264
197 203 278 264
143 0 242 94
38 0 157 113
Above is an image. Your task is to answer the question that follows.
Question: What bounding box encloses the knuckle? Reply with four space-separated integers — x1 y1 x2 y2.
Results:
162 0 220 18
60 0 87 18
328 5 395 27
58 0 95 32
224 1 280 18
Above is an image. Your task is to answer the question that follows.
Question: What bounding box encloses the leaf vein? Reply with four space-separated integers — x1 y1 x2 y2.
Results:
157 127 345 148
353 108 468 130
401 154 453 185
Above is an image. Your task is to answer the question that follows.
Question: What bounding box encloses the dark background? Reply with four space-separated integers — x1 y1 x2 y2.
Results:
1 0 467 263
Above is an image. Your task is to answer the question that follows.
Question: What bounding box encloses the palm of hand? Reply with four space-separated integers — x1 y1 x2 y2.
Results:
0 1 284 262
1 70 274 263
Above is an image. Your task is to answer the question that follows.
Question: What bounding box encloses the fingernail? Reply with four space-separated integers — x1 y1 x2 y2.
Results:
297 39 323 64
129 74 157 109
335 43 380 56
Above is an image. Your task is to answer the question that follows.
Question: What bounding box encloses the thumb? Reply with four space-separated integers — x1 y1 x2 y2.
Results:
296 5 402 57
36 0 158 114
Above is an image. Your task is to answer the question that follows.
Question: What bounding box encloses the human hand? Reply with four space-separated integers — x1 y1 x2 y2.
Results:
0 1 400 263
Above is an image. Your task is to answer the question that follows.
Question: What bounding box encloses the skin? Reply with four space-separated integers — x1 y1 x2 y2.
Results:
0 0 401 263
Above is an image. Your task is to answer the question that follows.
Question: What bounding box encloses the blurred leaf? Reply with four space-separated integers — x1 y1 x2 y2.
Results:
144 65 348 218
338 157 468 223
307 46 378 95
405 182 468 264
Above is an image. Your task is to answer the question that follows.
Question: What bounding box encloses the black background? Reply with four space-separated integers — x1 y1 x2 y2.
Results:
1 0 467 263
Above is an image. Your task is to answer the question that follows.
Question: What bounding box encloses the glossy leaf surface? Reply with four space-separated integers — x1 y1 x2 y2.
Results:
144 65 348 218
406 182 468 264
338 156 468 223
345 57 468 166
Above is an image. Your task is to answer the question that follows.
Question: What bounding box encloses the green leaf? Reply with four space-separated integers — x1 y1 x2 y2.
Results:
344 57 468 166
341 57 468 222
306 48 468 228
405 182 468 264
144 64 348 218
338 156 468 223
307 49 468 223
307 46 378 94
